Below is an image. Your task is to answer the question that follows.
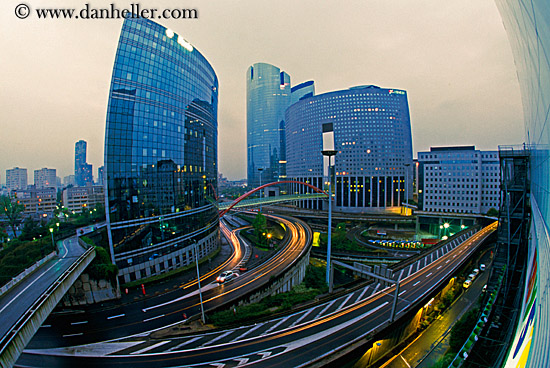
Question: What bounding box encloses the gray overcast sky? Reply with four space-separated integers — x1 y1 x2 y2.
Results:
0 0 523 182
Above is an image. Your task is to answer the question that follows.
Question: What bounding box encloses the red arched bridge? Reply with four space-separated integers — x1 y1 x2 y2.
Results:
218 180 328 217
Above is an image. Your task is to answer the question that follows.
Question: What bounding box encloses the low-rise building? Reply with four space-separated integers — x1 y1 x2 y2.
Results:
13 187 57 219
62 184 104 212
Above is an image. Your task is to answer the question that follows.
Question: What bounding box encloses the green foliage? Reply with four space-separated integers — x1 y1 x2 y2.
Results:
486 208 499 217
428 353 455 368
1 195 24 237
304 264 327 290
0 238 54 287
252 213 268 243
449 308 479 352
84 240 119 284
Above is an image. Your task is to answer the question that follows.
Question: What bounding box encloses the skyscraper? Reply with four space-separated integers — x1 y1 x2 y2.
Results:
6 167 27 191
34 168 57 189
75 140 93 186
247 63 291 188
104 18 219 284
285 85 413 212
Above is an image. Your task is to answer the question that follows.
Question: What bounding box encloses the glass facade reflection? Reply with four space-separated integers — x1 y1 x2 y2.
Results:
247 63 291 188
495 1 550 366
105 18 219 283
285 85 413 212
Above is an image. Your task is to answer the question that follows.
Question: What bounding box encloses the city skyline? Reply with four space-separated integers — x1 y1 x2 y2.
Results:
1 0 523 181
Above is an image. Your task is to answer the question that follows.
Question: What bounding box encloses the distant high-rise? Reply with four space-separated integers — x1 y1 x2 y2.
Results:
97 166 105 186
291 80 315 105
6 167 27 191
285 85 413 212
34 168 57 189
247 63 291 188
104 18 219 284
75 140 93 186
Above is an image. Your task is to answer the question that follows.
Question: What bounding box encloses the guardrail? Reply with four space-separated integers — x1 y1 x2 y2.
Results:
0 246 96 368
0 251 57 297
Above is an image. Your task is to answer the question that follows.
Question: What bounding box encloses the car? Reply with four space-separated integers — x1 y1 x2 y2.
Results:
482 284 488 293
468 273 477 281
463 279 472 289
472 268 480 277
480 264 486 271
216 270 238 284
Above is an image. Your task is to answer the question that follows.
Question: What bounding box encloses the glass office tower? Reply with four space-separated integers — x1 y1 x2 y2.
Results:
494 2 550 367
285 85 413 212
105 18 219 283
246 63 291 188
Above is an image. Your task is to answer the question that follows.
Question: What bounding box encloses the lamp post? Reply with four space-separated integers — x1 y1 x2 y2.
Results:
258 168 264 212
49 228 55 253
322 122 337 288
193 240 206 324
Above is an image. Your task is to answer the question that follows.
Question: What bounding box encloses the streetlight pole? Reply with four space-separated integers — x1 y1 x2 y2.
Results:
322 151 337 287
194 240 206 324
49 227 55 252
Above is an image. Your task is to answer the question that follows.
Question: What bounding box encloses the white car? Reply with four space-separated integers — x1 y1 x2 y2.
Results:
480 264 486 271
216 270 238 284
472 268 480 277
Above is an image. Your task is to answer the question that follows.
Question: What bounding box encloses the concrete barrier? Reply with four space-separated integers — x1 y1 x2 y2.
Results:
0 247 96 368
0 252 57 297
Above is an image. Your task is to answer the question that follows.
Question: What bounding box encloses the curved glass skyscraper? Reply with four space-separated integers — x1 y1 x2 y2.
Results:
285 85 413 212
246 63 291 188
105 18 219 283
494 2 550 366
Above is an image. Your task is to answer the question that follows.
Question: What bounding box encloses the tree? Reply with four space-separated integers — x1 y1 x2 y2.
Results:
252 212 267 244
486 208 499 217
1 195 24 238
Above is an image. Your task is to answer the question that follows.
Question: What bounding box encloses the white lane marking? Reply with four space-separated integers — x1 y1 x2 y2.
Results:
437 266 442 270
209 363 225 368
398 289 407 296
413 281 421 287
234 357 249 366
446 260 450 264
263 316 290 335
314 299 336 319
258 351 272 359
0 258 61 314
400 354 412 368
453 255 457 258
40 325 51 328
426 272 432 278
337 293 354 310
130 341 170 355
263 315 292 335
202 330 234 347
355 286 370 303
231 323 263 342
168 336 203 351
143 314 165 323
63 333 83 337
141 283 218 312
291 308 315 327
71 321 88 325
107 314 126 320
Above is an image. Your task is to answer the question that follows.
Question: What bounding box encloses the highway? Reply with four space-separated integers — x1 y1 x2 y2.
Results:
23 214 310 350
0 236 86 343
18 222 496 367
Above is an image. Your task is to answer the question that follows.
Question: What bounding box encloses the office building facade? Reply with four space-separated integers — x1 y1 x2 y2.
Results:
246 63 291 188
34 168 57 189
63 185 104 212
6 167 27 191
285 85 413 212
291 80 315 105
13 187 56 219
105 18 219 283
418 146 500 214
494 2 550 367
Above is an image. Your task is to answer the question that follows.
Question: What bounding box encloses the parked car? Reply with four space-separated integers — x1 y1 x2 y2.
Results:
480 264 486 271
468 273 477 281
472 268 480 277
216 270 238 284
463 279 472 289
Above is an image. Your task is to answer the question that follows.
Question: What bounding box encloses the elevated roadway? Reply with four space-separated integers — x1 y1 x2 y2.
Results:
18 223 496 367
0 236 95 367
22 214 311 350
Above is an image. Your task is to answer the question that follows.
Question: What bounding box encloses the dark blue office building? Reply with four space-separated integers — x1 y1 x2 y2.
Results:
104 18 219 283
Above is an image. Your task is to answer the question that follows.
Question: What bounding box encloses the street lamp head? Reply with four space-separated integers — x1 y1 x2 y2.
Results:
444 223 450 228
49 228 53 233
321 150 338 157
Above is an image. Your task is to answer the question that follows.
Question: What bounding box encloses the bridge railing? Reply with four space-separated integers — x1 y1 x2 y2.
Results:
0 251 57 297
0 246 96 368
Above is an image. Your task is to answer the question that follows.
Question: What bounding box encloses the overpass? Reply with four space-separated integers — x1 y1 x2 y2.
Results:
0 236 95 367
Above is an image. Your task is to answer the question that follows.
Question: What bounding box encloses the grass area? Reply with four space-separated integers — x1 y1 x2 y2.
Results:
208 261 327 327
0 238 54 287
122 246 221 289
